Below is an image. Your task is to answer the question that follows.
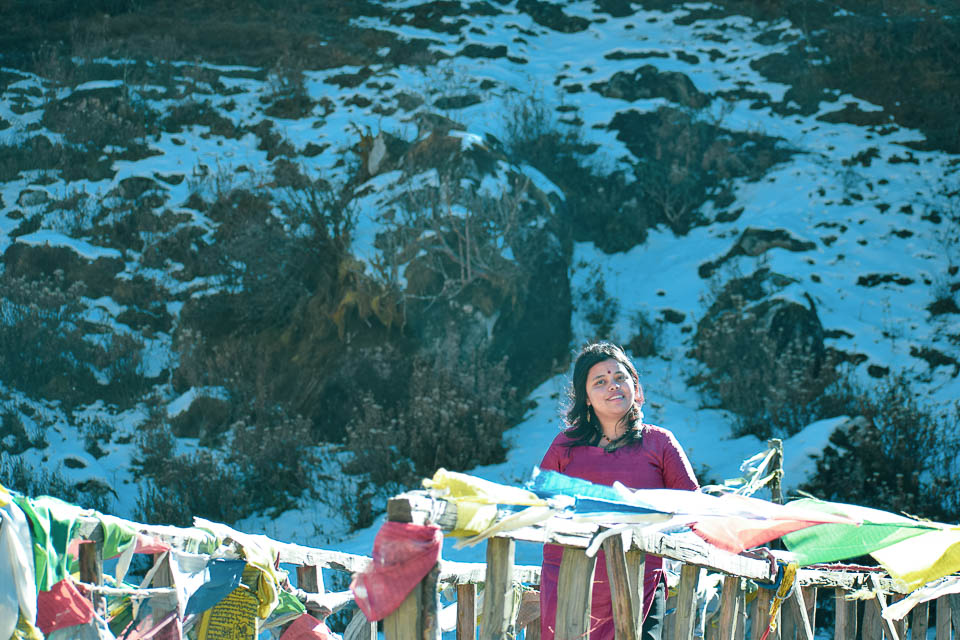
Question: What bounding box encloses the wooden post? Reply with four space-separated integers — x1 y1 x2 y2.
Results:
860 596 882 640
889 594 907 640
751 589 780 640
866 574 901 640
603 535 642 640
77 539 104 616
344 609 377 640
526 617 542 640
422 564 440 640
834 589 856 640
781 591 797 640
297 565 325 594
383 577 422 640
457 583 476 640
951 593 960 637
554 547 597 640
936 594 952 640
480 537 516 640
664 590 677 640
801 587 817 633
911 601 929 640
625 550 646 625
767 439 783 505
717 576 742 640
786 585 813 640
734 586 746 640
674 564 700 640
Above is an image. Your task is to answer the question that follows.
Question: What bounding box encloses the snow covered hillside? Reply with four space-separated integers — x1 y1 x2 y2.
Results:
0 0 958 567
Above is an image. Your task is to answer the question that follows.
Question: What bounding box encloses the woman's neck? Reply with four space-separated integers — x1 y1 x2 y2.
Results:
598 419 623 441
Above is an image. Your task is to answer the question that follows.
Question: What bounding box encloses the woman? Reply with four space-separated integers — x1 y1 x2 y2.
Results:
538 342 698 640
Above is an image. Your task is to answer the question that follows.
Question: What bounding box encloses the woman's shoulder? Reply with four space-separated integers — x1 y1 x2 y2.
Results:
548 429 579 447
640 423 679 444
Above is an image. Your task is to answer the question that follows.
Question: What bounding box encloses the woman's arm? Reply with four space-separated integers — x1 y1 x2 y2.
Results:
658 428 699 491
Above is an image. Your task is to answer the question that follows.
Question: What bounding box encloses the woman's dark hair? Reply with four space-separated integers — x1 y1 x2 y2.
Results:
563 342 645 451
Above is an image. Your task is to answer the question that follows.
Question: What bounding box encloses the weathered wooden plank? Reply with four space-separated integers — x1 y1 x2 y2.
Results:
861 595 883 640
751 589 779 640
633 531 776 582
663 591 677 640
422 564 441 640
801 586 817 634
388 492 460 529
525 616 542 640
911 601 929 640
868 575 900 640
438 561 540 587
797 568 903 593
781 589 797 640
717 576 742 640
383 576 422 640
951 593 960 638
344 609 377 640
603 534 640 640
733 583 746 640
674 564 700 640
625 550 646 636
78 538 104 615
767 438 783 505
834 589 856 640
555 547 597 640
888 594 907 640
480 537 516 640
457 583 476 640
297 565 324 594
787 584 814 640
936 594 952 640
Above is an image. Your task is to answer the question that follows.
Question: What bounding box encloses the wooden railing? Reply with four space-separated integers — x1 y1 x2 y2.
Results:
66 493 960 640
383 490 960 640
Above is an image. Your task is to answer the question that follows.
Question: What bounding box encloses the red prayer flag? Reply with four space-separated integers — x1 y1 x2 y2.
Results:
36 578 94 634
279 614 334 640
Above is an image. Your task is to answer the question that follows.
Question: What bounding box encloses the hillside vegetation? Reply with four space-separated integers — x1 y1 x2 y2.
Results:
0 0 958 532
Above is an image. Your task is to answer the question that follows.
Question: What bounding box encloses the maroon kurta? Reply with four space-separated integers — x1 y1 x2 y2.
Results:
538 425 699 640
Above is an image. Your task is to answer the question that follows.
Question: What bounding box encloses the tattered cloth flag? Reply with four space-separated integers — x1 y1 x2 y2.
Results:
350 521 442 621
278 613 337 640
36 578 94 635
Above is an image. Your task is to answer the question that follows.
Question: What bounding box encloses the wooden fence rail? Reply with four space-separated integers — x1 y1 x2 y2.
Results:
67 499 960 640
384 490 960 640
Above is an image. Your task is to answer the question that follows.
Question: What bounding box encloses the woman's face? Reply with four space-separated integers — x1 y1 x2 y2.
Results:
585 358 636 425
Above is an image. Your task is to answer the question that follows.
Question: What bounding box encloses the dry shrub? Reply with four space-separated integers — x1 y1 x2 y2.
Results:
41 86 160 150
801 375 960 522
227 412 318 516
133 404 318 525
132 415 243 526
498 91 649 252
0 413 33 455
0 136 114 183
169 396 232 442
0 452 113 513
612 106 792 236
161 99 240 137
341 332 522 527
0 275 148 408
691 269 839 438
